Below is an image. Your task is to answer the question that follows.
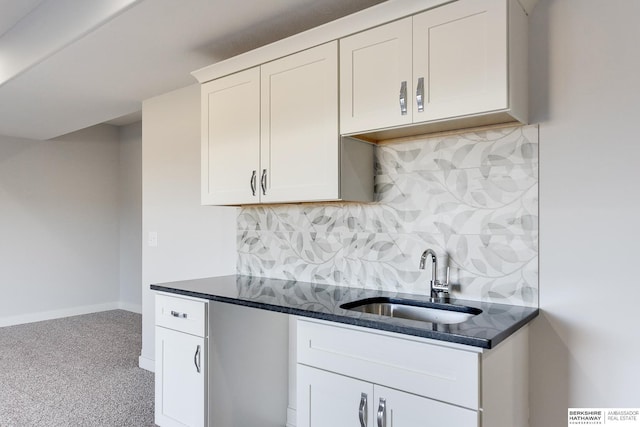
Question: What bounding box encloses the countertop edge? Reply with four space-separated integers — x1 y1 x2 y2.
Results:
150 283 539 349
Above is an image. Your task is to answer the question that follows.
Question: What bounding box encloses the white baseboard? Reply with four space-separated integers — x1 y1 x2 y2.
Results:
118 301 142 313
139 355 155 372
0 302 123 328
287 407 296 427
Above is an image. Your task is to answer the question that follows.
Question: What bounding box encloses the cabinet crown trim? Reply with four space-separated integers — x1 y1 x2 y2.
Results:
191 0 451 84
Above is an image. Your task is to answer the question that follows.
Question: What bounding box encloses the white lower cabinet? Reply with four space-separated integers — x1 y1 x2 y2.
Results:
298 366 373 427
375 385 477 426
296 318 529 427
155 294 208 427
155 327 207 427
298 366 477 427
154 293 290 427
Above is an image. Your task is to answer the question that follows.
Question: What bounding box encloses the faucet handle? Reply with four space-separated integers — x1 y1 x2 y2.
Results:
432 281 450 292
432 266 451 294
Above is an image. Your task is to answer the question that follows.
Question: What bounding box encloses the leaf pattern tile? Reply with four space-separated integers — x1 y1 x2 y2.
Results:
237 124 539 306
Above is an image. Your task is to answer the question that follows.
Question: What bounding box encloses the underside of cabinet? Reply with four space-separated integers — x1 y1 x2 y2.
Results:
339 136 375 203
346 111 522 143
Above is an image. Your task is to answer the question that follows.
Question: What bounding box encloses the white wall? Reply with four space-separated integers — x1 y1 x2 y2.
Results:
0 121 143 325
0 125 121 325
118 122 143 312
140 84 237 370
530 0 640 424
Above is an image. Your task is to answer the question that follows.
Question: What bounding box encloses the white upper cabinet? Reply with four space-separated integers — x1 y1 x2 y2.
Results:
412 0 507 122
260 42 339 204
340 0 527 137
201 68 260 205
199 0 529 204
339 17 413 134
201 41 373 206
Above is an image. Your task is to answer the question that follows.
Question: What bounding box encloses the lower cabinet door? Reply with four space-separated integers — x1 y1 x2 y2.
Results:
297 365 479 427
155 326 206 427
297 365 374 427
375 385 479 427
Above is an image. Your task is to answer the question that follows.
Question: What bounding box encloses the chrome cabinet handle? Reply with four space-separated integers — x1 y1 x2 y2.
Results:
416 77 425 112
399 81 407 115
260 169 267 195
377 398 386 427
250 170 257 196
359 393 368 427
170 310 187 319
194 345 201 373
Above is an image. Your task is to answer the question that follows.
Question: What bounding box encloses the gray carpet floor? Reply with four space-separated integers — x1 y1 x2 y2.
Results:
0 310 155 426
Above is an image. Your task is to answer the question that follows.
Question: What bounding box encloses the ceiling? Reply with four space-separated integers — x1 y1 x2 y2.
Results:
0 0 385 140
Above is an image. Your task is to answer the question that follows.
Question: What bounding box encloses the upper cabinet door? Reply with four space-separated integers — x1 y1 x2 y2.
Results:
340 18 413 135
413 0 508 122
260 41 339 203
201 67 260 205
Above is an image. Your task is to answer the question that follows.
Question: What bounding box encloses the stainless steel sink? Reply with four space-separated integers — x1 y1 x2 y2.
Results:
341 297 482 324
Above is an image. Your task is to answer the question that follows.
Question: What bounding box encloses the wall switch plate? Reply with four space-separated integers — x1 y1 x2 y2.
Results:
148 231 158 247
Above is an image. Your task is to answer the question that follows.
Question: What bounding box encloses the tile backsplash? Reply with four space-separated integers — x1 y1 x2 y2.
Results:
237 124 538 307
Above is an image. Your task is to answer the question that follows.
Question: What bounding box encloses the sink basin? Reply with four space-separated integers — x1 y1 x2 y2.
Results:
341 297 482 324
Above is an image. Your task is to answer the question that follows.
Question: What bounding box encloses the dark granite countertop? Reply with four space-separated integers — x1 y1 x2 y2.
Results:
150 275 538 349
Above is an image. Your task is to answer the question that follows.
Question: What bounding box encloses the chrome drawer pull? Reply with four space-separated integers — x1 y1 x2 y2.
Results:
399 81 408 115
260 169 267 195
170 310 187 319
194 345 201 373
359 392 368 427
416 77 425 112
250 170 257 196
377 398 386 427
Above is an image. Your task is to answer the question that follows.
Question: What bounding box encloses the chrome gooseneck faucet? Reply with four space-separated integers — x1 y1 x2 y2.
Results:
419 249 450 301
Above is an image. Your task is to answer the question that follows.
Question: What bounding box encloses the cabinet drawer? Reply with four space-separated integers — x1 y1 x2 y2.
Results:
155 294 207 337
297 319 480 410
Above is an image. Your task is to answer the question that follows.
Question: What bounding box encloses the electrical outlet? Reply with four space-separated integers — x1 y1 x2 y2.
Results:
148 231 158 247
